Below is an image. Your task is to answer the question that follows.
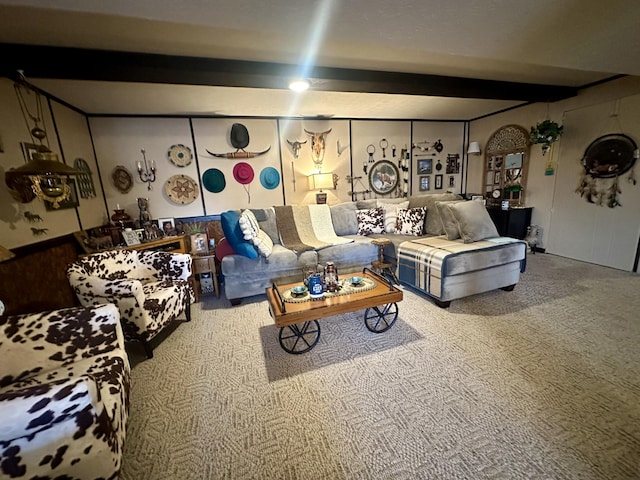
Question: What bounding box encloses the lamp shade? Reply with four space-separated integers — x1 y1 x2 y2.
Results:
308 172 335 190
0 244 15 263
12 152 80 176
467 142 481 155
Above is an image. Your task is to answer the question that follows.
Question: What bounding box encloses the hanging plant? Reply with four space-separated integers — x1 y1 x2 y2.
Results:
530 120 564 155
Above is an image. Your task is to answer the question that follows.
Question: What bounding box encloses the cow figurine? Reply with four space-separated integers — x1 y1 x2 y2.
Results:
304 128 332 166
286 139 307 159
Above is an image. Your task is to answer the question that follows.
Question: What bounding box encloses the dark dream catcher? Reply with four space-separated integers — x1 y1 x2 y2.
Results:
575 133 638 208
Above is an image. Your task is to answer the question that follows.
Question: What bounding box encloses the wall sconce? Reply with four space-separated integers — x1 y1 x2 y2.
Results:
137 148 156 190
467 141 481 155
5 72 80 208
308 172 337 204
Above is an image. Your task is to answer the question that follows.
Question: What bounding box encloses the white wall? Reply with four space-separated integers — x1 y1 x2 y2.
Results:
469 76 640 271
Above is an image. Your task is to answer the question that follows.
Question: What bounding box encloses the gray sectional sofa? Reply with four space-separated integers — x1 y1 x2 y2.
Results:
220 193 527 307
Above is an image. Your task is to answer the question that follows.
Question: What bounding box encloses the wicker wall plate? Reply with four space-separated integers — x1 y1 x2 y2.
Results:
112 165 134 193
165 174 199 204
168 144 193 167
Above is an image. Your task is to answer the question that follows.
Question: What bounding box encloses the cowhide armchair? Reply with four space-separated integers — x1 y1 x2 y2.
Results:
0 303 130 480
67 249 194 358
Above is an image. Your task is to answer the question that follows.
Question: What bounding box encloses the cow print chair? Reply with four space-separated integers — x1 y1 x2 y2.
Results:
67 249 194 358
0 303 130 479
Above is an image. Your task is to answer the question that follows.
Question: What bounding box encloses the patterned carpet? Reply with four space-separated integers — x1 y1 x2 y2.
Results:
120 254 640 480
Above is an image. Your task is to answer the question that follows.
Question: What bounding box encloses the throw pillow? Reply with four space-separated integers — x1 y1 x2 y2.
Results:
435 200 467 240
250 228 273 258
395 207 427 236
220 210 259 259
447 200 499 243
377 200 409 233
409 193 462 235
238 209 260 240
356 207 384 235
215 237 237 261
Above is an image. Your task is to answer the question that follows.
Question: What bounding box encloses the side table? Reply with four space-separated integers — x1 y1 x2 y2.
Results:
370 238 399 284
192 250 220 299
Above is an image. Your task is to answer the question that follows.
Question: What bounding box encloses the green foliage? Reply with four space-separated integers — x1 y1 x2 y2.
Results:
530 120 564 146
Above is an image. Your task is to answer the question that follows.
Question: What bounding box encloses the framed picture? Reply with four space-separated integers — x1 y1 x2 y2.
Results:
157 217 176 235
494 171 501 184
449 176 455 188
368 160 400 195
417 159 432 175
419 175 430 191
44 178 80 211
435 174 443 190
122 229 141 246
20 142 39 162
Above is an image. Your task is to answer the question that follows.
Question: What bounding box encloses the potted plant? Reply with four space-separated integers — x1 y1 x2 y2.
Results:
530 120 563 155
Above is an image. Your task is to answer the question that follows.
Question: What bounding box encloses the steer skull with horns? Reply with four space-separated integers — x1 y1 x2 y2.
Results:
286 139 307 159
304 128 332 166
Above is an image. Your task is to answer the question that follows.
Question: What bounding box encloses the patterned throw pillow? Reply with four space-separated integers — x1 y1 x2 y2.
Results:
238 209 260 240
377 200 409 233
356 207 384 235
250 228 273 258
236 209 272 258
395 207 427 236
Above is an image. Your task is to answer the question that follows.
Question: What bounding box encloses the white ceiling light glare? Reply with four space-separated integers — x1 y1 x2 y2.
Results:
289 79 310 92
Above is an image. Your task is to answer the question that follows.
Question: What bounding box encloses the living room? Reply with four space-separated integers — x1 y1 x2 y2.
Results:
1 2 639 479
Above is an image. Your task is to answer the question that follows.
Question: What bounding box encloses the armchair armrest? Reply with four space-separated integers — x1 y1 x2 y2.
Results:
0 374 99 443
68 269 145 302
138 251 192 281
0 304 125 384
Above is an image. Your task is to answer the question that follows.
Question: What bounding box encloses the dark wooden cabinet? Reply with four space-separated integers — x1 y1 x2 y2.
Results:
486 206 532 239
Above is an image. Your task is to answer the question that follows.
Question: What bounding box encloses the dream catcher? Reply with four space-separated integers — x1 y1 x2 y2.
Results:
575 133 638 208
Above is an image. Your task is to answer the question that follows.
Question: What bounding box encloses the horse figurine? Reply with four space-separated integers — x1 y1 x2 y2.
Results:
31 227 48 236
24 211 43 223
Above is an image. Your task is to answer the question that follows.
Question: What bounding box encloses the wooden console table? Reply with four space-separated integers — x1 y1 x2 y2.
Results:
123 235 188 254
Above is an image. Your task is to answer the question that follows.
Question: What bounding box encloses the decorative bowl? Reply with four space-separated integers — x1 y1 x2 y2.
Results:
291 285 308 297
349 276 364 286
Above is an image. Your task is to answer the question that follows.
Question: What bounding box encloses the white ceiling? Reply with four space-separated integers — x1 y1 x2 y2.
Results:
1 0 639 119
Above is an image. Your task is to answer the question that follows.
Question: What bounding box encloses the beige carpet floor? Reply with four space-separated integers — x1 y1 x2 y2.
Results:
120 253 640 479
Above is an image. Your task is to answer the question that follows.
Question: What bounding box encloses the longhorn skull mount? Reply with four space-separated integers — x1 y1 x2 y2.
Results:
286 139 307 159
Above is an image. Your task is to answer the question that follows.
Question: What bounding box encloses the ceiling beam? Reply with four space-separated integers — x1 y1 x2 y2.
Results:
1 43 577 102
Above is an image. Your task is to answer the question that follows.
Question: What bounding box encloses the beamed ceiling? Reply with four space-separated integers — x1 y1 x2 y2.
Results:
0 0 638 120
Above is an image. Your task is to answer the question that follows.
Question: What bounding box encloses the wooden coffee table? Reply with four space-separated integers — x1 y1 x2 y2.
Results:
266 268 403 354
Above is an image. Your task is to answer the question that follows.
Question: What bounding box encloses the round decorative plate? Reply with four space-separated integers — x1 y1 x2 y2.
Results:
168 144 193 167
165 174 199 204
112 165 134 193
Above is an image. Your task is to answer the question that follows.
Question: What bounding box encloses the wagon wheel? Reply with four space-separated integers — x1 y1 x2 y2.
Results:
364 303 398 333
278 321 321 354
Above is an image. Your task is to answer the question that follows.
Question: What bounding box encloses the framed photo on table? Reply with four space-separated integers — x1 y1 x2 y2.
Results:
121 229 141 246
157 217 176 235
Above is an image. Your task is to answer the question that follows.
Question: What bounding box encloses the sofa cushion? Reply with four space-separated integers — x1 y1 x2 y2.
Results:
221 210 259 259
330 202 358 235
378 200 409 233
356 199 378 210
436 200 467 240
447 200 499 243
221 244 316 276
408 193 462 235
317 235 379 269
356 207 384 235
395 207 426 236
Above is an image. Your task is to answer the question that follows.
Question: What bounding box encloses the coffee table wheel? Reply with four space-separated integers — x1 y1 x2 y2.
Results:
279 320 321 354
364 303 398 333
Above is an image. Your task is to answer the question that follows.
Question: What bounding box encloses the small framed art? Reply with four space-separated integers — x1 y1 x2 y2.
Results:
417 159 432 175
435 174 443 190
419 175 430 191
122 229 141 246
158 217 176 235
